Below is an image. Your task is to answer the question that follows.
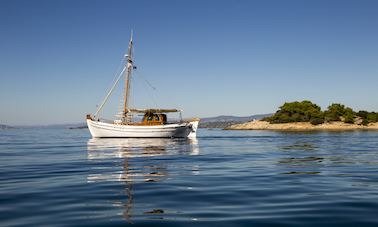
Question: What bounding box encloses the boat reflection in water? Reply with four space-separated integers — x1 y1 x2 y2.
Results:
86 138 199 222
87 137 199 159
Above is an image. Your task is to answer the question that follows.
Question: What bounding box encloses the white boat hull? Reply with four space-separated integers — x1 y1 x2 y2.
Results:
87 119 199 138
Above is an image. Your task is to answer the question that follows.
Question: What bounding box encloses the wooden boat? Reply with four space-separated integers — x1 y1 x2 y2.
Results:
86 33 199 138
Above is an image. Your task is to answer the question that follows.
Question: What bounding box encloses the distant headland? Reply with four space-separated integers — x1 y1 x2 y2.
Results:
0 124 14 130
226 100 378 131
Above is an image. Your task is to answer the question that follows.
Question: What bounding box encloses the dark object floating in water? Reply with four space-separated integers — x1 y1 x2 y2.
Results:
283 171 321 175
144 179 156 182
144 209 164 214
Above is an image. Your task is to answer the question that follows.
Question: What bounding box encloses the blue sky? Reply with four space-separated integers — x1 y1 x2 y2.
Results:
0 0 377 125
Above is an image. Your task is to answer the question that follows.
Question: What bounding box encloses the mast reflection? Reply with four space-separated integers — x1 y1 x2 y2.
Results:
86 138 199 222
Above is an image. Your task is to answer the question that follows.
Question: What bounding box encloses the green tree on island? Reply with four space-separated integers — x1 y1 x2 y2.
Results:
263 100 378 125
324 103 355 123
357 111 378 125
263 101 324 125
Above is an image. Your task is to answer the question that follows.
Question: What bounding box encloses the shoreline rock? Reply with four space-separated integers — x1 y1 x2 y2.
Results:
225 120 378 131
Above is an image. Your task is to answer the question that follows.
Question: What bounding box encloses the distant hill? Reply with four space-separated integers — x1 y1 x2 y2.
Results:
199 114 272 128
68 124 87 129
64 114 274 129
14 123 87 129
45 123 87 129
201 114 272 123
0 124 14 130
10 114 272 130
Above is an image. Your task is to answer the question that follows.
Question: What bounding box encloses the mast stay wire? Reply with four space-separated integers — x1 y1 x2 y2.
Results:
133 69 160 109
121 38 160 111
94 66 127 117
134 67 181 118
135 69 157 91
95 53 127 116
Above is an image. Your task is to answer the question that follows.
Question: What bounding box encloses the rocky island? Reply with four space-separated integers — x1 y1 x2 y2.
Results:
226 101 378 131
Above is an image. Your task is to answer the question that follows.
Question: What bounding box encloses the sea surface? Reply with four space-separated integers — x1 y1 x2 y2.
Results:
1 128 378 226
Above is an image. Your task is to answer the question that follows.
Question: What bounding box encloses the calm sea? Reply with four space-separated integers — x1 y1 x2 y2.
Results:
1 128 378 226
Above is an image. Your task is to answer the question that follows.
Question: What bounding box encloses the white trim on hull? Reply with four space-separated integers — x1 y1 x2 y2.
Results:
87 119 199 138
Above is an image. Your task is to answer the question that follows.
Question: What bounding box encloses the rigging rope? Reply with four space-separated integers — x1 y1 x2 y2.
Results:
135 70 157 91
134 70 159 109
94 66 127 117
97 57 125 107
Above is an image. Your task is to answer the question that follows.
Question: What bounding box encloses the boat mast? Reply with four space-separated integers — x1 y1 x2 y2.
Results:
123 32 134 122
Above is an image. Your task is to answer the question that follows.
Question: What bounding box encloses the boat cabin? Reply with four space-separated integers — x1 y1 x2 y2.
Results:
141 112 167 125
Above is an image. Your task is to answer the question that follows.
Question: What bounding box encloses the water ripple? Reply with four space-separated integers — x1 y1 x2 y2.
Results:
1 129 378 226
